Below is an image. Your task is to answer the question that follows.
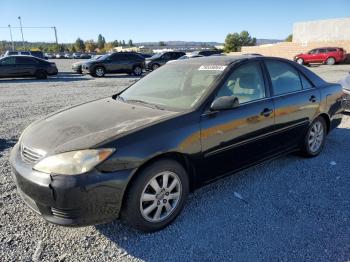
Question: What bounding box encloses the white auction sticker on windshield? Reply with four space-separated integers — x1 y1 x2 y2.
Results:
198 65 227 71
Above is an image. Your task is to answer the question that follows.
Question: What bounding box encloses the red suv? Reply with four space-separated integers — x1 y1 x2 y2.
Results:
294 47 346 65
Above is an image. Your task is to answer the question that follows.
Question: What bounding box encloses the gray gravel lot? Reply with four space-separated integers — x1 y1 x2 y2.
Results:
1 60 350 262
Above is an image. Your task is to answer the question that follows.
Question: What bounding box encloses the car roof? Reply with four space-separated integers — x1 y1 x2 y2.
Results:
170 55 256 66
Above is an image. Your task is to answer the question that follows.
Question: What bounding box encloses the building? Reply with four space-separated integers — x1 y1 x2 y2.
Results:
231 17 350 61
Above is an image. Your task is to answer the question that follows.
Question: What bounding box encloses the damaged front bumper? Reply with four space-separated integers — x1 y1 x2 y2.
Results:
9 143 133 226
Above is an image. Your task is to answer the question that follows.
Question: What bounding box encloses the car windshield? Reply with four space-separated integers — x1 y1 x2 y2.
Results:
119 63 225 110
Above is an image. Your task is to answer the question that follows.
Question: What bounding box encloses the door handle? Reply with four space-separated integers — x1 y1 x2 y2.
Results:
309 95 317 103
260 108 273 117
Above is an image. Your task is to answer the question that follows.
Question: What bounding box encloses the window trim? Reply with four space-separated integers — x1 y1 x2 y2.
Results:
263 59 313 97
211 60 269 106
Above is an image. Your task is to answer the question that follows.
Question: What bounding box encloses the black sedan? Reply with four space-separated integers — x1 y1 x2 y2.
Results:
10 56 344 232
0 55 58 79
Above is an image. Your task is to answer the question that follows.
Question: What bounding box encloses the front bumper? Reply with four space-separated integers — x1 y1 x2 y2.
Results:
10 143 134 226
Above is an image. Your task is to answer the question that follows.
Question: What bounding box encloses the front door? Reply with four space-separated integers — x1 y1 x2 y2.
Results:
0 57 17 77
199 61 275 183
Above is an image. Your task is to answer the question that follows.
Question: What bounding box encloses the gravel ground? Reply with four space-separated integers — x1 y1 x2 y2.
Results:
1 60 350 262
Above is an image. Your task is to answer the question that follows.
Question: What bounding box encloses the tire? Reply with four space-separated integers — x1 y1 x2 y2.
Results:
296 58 304 65
326 57 336 65
93 66 105 77
133 66 143 76
152 64 160 71
301 117 327 157
121 159 189 232
35 70 47 79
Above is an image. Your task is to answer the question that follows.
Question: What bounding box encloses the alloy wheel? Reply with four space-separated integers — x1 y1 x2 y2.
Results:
308 121 324 153
134 66 142 76
140 171 182 223
95 68 104 77
297 58 304 65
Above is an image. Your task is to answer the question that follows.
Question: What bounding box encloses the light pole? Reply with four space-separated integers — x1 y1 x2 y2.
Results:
8 25 14 51
18 16 25 50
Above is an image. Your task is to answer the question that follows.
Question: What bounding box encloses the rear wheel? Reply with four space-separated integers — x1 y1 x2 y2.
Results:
326 57 336 65
93 66 105 77
133 66 142 76
301 117 327 157
35 70 47 79
121 159 189 232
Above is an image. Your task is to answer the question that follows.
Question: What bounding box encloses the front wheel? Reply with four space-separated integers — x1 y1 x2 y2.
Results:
93 66 105 77
121 159 189 232
152 64 160 71
296 58 304 65
301 117 327 157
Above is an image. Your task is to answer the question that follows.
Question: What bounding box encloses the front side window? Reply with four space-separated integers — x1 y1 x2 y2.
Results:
265 60 302 95
16 57 37 65
215 62 266 104
119 63 224 110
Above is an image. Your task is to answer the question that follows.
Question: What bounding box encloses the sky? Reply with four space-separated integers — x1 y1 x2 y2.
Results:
0 0 349 44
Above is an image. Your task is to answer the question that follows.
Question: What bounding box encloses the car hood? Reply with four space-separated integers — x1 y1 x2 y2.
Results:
20 98 178 155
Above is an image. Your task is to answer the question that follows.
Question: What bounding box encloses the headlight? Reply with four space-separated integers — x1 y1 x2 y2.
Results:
33 148 115 175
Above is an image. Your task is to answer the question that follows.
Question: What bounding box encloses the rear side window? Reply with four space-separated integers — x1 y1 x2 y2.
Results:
16 57 38 65
318 49 327 53
265 60 303 96
21 52 30 55
300 74 313 89
327 48 337 52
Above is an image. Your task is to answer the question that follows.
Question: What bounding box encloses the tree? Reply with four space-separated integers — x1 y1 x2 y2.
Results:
85 40 97 52
112 40 119 47
122 40 126 46
75 38 85 52
97 34 106 49
71 45 76 52
159 41 166 46
128 39 133 47
104 42 114 52
285 34 293 42
224 31 256 52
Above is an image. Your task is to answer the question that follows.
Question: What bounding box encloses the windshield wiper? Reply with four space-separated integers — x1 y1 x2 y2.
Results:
124 99 165 110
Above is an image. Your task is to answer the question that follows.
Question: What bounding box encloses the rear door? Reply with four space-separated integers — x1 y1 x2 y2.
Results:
15 57 38 76
315 48 327 63
264 59 320 150
199 61 275 182
0 57 17 77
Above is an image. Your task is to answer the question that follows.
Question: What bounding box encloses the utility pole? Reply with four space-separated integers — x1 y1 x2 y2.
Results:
18 16 25 50
53 26 58 52
8 24 14 51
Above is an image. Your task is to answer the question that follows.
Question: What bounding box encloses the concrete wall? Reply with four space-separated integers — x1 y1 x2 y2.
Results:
293 18 350 43
229 40 350 62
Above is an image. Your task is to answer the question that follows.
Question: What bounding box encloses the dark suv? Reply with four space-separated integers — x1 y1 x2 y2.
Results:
82 52 145 77
194 49 223 56
145 51 185 70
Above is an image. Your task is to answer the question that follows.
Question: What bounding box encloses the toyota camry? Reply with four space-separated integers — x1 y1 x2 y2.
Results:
10 56 344 232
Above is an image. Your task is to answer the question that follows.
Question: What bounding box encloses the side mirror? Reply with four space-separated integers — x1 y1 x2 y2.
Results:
210 96 239 111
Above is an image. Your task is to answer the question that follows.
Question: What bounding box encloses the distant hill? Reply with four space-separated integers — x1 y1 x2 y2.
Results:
136 39 282 48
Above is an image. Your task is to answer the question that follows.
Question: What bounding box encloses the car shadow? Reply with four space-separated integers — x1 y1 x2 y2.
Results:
96 126 350 261
0 138 17 157
0 73 91 83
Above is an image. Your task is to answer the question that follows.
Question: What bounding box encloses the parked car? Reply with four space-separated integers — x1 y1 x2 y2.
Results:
10 56 343 232
64 53 73 59
140 53 153 58
145 51 186 70
294 47 347 65
71 55 102 74
167 53 204 64
0 55 58 79
4 50 46 60
55 53 65 59
339 72 350 111
72 53 82 59
44 53 54 59
82 52 145 77
80 53 92 59
192 49 223 56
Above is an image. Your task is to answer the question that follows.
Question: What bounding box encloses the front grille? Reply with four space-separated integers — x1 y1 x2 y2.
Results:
51 207 80 220
21 144 46 164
